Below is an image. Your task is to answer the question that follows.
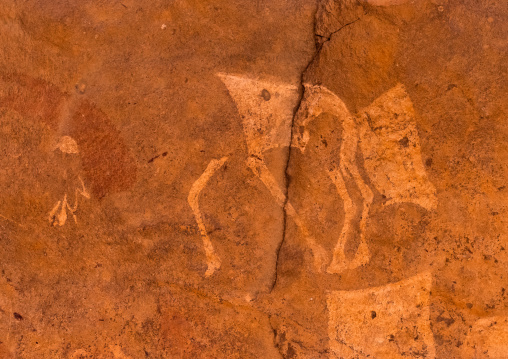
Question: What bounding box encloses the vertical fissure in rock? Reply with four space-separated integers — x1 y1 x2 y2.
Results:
269 4 320 294
269 6 361 293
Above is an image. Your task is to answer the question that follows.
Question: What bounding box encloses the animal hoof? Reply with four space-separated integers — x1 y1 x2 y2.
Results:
205 255 221 277
326 252 349 274
326 262 349 275
311 245 330 273
349 241 370 269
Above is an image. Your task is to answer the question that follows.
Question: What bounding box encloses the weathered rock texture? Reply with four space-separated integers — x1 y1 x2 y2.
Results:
0 0 506 358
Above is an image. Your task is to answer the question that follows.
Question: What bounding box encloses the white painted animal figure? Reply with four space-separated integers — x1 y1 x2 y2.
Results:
294 83 437 274
188 73 327 277
188 73 437 276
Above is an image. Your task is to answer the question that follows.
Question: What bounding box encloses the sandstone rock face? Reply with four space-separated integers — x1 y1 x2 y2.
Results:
0 0 506 358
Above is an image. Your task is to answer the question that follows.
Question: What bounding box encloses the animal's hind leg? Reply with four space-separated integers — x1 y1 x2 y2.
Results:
188 157 228 277
348 160 373 269
326 167 356 274
246 155 329 271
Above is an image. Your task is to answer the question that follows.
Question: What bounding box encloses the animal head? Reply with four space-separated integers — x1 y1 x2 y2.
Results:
292 84 351 152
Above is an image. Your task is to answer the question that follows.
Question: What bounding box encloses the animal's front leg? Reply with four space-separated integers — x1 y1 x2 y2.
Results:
246 155 328 271
188 157 228 277
326 167 356 274
347 159 373 270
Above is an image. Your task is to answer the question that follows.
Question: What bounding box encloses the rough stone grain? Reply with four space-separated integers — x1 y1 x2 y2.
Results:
0 0 506 358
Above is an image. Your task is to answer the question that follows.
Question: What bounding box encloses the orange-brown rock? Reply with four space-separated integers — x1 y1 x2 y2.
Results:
0 0 506 358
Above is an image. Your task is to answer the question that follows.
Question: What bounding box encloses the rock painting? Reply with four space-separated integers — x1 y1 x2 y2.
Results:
188 73 328 276
0 72 137 200
55 135 80 154
48 175 90 227
359 84 437 212
0 72 137 229
48 136 91 226
295 83 437 274
190 74 437 277
327 272 435 358
188 157 228 277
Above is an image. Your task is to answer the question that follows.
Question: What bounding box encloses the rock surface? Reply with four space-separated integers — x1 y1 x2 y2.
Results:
0 0 506 358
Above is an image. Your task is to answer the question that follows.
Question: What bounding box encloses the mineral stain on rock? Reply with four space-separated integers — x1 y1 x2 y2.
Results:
261 88 271 101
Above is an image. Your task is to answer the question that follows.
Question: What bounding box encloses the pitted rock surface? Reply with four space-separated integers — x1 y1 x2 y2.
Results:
0 0 506 358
